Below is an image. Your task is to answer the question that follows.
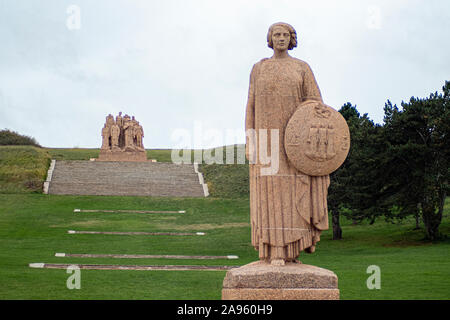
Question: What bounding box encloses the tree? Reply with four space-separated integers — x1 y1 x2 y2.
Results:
0 129 41 147
328 103 359 239
328 103 383 239
381 81 449 240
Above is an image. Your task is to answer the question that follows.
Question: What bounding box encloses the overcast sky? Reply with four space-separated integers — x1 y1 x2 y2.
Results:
0 0 449 148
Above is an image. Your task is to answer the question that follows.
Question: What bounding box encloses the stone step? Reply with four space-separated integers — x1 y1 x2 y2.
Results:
52 172 196 181
47 160 205 197
53 161 196 173
48 182 205 197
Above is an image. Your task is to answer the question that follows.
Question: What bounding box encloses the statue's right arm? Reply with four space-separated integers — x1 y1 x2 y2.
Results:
245 64 257 161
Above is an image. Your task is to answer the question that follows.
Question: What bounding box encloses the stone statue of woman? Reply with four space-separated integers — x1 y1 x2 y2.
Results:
245 22 330 266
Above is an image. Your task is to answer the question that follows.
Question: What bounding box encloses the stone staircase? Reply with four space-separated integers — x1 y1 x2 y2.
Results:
47 160 206 197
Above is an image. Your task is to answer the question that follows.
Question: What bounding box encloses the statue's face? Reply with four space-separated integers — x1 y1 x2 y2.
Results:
271 25 290 51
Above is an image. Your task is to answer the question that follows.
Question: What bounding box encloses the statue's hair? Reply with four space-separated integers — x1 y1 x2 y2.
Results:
267 22 298 50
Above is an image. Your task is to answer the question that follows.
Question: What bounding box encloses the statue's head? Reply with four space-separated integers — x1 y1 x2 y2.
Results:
106 114 115 126
267 22 297 51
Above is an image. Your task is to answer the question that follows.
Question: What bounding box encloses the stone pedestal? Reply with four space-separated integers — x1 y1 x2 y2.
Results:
222 261 339 300
97 150 147 162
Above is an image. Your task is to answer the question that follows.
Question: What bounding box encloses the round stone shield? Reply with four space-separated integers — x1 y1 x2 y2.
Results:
284 101 350 176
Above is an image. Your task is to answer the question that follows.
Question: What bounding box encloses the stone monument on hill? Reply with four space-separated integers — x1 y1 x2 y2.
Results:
222 22 350 300
98 112 147 162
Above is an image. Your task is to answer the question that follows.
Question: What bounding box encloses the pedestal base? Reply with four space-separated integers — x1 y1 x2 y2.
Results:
222 261 339 300
98 150 147 162
222 288 339 300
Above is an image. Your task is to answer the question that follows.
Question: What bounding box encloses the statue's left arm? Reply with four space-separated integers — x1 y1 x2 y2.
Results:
301 62 323 103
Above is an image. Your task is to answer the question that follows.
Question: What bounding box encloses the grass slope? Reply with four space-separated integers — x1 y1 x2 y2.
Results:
0 194 448 300
200 164 248 198
0 146 50 193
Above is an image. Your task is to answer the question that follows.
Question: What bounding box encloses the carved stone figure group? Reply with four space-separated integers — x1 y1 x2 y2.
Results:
101 112 144 152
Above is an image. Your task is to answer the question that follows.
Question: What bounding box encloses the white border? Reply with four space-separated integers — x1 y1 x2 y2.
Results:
43 159 56 194
193 162 209 197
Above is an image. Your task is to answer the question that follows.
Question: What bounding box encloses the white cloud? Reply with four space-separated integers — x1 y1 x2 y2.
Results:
0 0 448 148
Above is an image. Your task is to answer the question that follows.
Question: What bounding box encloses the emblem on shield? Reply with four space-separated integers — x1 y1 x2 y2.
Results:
284 101 350 176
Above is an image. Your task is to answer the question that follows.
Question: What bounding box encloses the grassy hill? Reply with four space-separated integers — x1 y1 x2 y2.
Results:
0 146 51 193
200 164 248 198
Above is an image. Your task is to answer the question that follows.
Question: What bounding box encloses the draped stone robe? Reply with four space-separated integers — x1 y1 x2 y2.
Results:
245 57 330 261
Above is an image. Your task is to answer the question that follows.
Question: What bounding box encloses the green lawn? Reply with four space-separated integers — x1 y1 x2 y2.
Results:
0 146 449 299
0 194 448 299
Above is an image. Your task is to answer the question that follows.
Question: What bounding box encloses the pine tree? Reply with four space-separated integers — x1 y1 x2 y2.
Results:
381 81 449 240
328 103 383 239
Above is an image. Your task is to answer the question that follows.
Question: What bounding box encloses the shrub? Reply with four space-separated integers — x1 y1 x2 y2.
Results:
0 129 41 147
